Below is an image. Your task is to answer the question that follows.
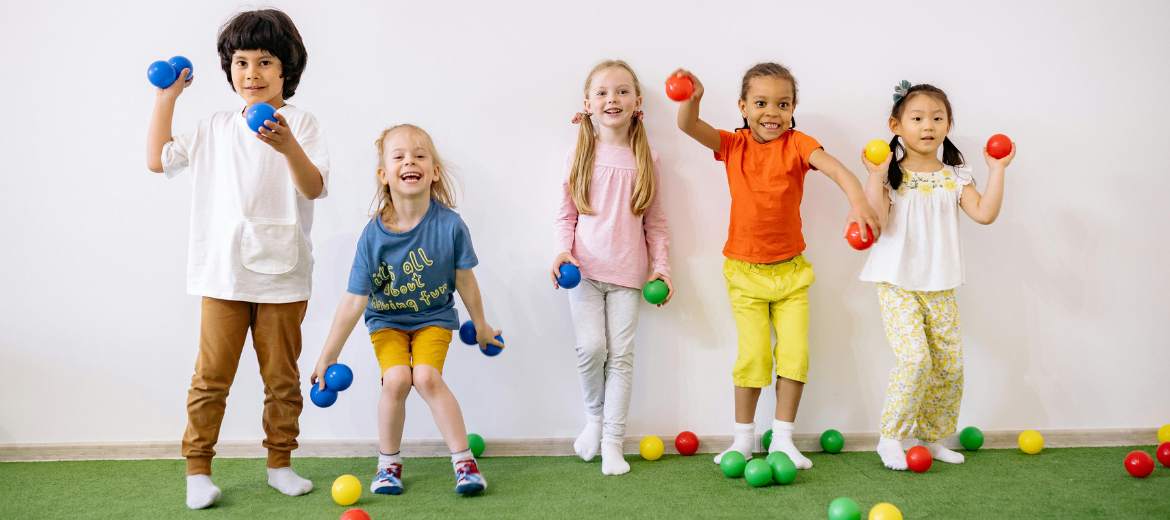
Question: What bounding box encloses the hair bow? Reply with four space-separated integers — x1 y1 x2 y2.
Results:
893 80 911 103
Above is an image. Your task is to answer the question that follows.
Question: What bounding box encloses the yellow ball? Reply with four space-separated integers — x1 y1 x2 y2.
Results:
1018 430 1044 454
331 474 361 506
639 435 664 461
1159 424 1170 444
869 502 903 520
864 139 891 165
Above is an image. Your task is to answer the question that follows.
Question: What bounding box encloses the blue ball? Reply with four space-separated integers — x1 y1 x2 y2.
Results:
482 335 504 357
245 102 277 134
557 264 581 289
310 383 337 408
168 55 193 82
459 320 477 345
324 363 353 392
147 60 177 88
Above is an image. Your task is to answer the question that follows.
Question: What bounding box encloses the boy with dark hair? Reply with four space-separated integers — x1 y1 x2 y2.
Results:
145 8 328 509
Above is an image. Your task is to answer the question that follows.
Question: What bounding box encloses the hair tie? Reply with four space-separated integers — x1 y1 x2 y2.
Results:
892 80 911 103
632 110 644 122
571 111 592 124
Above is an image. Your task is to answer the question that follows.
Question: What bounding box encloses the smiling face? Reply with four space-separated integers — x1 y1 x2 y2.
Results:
584 67 641 133
738 76 795 143
230 49 285 107
890 93 952 158
377 130 440 202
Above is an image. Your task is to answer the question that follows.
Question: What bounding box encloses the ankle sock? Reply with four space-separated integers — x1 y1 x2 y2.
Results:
877 436 908 470
267 467 313 496
714 422 755 464
769 420 812 469
574 415 603 462
919 440 965 464
186 474 221 510
600 437 630 476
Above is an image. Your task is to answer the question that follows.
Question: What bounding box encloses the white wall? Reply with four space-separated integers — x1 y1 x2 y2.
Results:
1 0 1167 446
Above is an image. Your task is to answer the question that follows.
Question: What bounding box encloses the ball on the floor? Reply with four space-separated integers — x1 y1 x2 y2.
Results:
744 459 773 487
1125 450 1154 478
459 320 477 345
1159 424 1170 444
324 363 353 392
959 426 984 450
331 475 362 506
310 383 337 408
643 280 669 305
556 263 581 289
1018 430 1043 454
340 509 371 520
820 429 844 454
767 451 796 484
720 450 746 478
828 497 862 520
868 502 903 520
1157 442 1170 468
762 429 773 451
468 433 485 458
905 445 932 473
639 436 664 461
675 431 699 456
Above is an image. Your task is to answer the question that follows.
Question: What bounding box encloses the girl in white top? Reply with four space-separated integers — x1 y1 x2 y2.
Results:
859 82 1015 471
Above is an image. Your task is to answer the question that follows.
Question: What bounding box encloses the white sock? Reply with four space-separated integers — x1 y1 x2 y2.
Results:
600 437 630 476
877 436 908 470
769 420 812 470
714 422 755 464
267 467 313 496
378 451 402 469
451 449 474 466
574 414 603 462
919 440 965 464
186 474 221 510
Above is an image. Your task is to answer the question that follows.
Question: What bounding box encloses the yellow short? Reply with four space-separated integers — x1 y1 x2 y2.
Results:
371 326 453 375
723 255 815 387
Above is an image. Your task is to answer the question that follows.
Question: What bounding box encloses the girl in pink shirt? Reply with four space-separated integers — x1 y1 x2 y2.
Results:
551 60 672 476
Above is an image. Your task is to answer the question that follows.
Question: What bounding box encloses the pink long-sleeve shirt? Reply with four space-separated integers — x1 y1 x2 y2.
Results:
553 142 670 290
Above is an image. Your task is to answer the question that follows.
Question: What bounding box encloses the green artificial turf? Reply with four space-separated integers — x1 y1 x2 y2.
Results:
1 446 1167 519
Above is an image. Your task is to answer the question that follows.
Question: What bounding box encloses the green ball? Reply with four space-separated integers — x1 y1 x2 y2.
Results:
467 433 485 458
744 459 773 487
827 497 861 520
960 426 984 451
820 429 845 454
762 429 773 451
719 450 747 478
769 453 797 485
643 280 669 305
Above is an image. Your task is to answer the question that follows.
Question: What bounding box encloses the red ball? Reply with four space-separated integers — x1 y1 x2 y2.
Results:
340 509 372 520
1125 450 1154 478
675 431 699 456
666 75 694 102
1157 442 1170 468
906 446 932 473
846 222 874 250
986 134 1012 160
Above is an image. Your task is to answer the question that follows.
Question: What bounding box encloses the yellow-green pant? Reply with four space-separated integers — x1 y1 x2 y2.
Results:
877 283 963 443
723 255 815 387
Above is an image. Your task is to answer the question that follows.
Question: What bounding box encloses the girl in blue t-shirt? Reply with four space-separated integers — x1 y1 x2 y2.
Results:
313 124 504 496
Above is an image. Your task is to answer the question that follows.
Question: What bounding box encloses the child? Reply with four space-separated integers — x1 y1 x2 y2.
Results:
552 60 672 476
858 82 1013 470
145 9 326 510
673 63 880 469
312 124 502 495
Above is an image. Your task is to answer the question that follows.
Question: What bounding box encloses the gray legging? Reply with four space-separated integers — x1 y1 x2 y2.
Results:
568 278 641 440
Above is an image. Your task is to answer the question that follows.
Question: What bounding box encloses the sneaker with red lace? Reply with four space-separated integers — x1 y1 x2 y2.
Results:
371 463 403 495
454 458 486 495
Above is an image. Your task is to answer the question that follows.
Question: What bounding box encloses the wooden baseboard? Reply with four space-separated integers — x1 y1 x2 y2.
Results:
0 428 1157 463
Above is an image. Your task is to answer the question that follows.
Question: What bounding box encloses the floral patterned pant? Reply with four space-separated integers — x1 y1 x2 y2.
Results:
877 283 964 443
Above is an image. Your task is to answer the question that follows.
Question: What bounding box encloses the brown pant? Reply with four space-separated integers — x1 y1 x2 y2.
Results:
182 297 308 475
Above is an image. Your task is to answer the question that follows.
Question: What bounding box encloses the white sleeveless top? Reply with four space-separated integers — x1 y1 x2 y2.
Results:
859 165 973 292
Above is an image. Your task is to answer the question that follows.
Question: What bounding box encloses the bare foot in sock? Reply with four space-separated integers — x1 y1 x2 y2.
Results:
768 435 812 469
267 467 313 496
920 441 965 464
600 439 630 475
877 437 908 470
186 474 221 509
574 417 603 462
714 423 755 464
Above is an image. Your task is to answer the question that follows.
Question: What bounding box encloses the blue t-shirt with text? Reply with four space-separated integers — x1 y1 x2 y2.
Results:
347 203 478 334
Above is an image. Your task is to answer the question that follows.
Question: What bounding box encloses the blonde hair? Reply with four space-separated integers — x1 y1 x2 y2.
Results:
371 124 460 223
570 60 655 216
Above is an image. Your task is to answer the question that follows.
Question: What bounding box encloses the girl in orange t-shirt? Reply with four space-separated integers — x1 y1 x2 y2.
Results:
673 63 881 469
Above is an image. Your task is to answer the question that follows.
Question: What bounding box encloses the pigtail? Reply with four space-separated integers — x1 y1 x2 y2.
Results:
941 136 966 168
887 135 905 190
569 113 597 215
628 116 655 215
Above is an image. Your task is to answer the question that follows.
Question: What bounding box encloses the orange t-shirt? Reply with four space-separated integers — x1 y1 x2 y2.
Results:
715 128 822 263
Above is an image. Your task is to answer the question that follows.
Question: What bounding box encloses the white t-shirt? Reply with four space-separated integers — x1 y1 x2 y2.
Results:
161 104 330 303
859 165 973 292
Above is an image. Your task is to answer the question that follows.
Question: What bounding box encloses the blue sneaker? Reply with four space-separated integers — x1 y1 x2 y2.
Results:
454 459 486 495
371 463 403 495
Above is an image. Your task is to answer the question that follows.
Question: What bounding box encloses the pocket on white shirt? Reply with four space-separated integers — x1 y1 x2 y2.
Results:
239 218 299 275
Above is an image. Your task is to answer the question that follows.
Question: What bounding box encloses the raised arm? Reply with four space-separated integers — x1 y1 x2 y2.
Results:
455 269 504 351
860 148 895 230
145 68 192 173
960 142 1015 225
671 69 720 152
810 149 882 242
312 292 369 389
